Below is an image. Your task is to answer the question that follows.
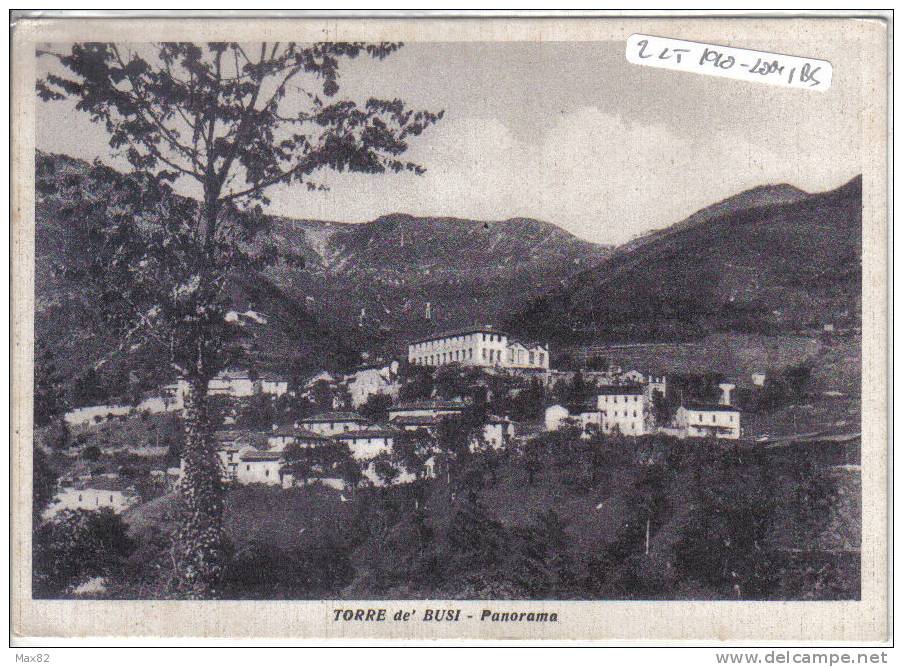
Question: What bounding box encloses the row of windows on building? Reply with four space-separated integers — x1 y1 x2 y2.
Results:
341 438 390 445
602 410 640 418
414 348 545 366
698 413 734 423
604 421 640 432
415 348 497 364
321 423 355 431
411 333 504 352
600 395 641 403
517 350 543 365
78 494 116 503
225 465 276 478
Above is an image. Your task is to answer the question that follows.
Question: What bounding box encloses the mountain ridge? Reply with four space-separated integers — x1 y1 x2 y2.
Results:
617 182 810 256
505 175 862 345
34 151 610 404
34 149 860 407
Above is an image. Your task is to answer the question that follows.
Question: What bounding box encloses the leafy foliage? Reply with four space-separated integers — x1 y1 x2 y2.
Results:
674 449 780 598
650 388 675 426
502 377 547 422
397 363 436 402
33 509 134 598
358 392 393 423
220 535 354 599
76 432 858 601
511 509 578 597
34 341 68 426
552 369 594 406
755 362 814 412
372 453 403 487
32 446 58 525
234 393 278 431
282 441 351 484
391 428 435 481
38 43 442 197
446 490 508 575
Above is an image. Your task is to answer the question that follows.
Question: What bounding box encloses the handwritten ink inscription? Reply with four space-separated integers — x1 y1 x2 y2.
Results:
627 35 832 91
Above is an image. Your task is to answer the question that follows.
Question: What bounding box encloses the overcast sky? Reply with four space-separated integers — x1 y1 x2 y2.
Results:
36 41 862 245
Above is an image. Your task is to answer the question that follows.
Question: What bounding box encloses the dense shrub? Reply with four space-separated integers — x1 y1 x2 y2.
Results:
220 535 354 599
33 509 134 598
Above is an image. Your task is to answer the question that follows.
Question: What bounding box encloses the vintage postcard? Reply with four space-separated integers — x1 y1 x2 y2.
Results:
10 12 890 644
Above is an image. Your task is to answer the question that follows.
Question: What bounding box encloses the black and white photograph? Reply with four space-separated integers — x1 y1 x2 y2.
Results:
11 12 890 644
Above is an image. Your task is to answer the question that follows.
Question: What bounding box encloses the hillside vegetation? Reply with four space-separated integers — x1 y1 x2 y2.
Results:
96 437 859 601
266 213 609 345
507 177 862 343
34 151 609 405
34 151 862 414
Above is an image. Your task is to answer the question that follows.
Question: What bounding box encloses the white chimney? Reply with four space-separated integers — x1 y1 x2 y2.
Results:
718 383 735 406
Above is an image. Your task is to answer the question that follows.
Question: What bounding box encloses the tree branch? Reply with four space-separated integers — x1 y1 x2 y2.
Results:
110 45 205 177
210 43 268 196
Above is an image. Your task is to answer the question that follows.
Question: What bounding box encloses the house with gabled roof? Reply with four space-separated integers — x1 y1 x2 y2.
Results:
331 425 400 461
235 449 284 485
44 477 139 519
544 402 602 438
266 425 332 451
675 402 741 440
299 411 368 436
387 399 470 421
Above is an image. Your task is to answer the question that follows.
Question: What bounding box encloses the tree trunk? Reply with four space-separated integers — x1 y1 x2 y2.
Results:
175 376 228 598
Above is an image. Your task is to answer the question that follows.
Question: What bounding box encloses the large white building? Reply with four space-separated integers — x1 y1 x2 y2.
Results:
674 403 741 440
234 450 284 485
208 369 257 397
673 384 741 440
408 326 549 370
258 374 289 398
596 385 649 436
